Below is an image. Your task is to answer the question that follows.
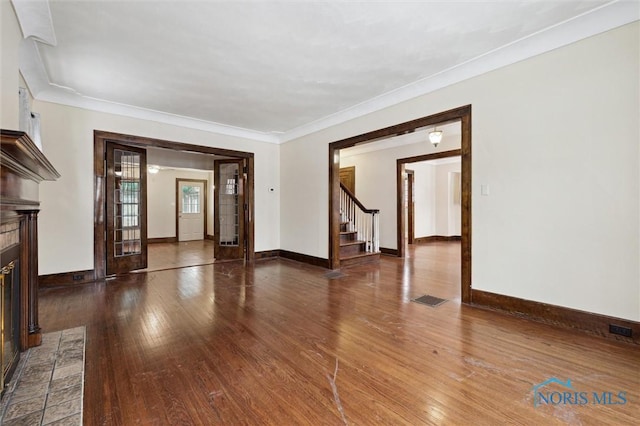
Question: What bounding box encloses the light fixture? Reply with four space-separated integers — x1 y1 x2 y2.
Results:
429 127 443 147
148 165 160 174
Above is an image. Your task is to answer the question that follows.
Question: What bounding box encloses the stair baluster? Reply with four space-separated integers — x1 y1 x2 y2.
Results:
339 183 380 254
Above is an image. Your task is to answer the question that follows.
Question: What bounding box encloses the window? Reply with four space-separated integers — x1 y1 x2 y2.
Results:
182 185 201 214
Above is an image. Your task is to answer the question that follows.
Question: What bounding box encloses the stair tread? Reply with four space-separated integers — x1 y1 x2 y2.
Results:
339 240 366 247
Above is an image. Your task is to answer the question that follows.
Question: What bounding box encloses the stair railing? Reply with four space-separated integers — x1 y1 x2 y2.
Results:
339 183 380 253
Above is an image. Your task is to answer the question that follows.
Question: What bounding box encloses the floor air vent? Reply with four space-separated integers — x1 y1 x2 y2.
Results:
412 295 448 307
324 271 347 279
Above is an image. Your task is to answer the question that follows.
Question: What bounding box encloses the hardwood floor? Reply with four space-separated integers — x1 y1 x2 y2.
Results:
145 240 214 272
38 243 639 425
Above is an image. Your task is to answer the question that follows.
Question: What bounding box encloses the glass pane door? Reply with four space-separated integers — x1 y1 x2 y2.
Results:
106 142 147 275
114 150 142 256
214 160 245 260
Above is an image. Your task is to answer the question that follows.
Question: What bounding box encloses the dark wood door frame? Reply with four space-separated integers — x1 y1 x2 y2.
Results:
405 169 414 245
397 150 461 256
328 105 471 303
94 130 255 279
175 178 208 241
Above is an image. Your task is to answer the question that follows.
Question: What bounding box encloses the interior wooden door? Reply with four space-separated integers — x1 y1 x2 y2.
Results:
339 166 356 194
214 159 245 261
106 142 147 275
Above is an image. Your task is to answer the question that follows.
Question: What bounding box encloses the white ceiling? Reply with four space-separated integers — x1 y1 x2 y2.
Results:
12 0 639 143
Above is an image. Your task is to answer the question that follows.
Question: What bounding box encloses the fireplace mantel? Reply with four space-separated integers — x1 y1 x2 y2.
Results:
1 129 60 394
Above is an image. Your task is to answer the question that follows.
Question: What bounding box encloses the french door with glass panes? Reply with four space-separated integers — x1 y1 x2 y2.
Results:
105 142 147 275
214 159 245 261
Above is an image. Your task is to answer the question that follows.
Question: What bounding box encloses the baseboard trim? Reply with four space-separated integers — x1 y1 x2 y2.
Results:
148 237 178 244
471 289 639 345
414 235 461 244
39 269 95 288
205 234 215 241
279 250 330 269
255 250 280 260
380 247 399 256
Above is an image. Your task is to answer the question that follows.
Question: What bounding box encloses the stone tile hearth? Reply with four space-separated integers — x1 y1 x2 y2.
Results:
0 327 85 425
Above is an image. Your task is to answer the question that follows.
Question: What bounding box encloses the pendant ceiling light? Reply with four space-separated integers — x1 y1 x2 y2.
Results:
429 127 443 147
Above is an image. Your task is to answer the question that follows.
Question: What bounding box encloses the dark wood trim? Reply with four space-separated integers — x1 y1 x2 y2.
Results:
394 113 470 303
330 105 472 150
246 156 255 264
471 290 640 345
94 130 255 280
396 149 463 258
0 130 61 183
380 247 399 256
398 149 462 164
279 250 330 269
175 178 208 242
92 130 254 159
39 269 95 288
0 198 40 211
255 250 280 260
2 130 59 352
94 134 106 279
22 210 41 348
329 146 341 269
148 237 178 244
396 162 404 257
329 105 471 304
460 112 472 304
405 169 414 245
205 234 215 241
414 236 461 243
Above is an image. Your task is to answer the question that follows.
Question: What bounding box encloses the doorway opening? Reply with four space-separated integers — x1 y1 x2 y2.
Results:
328 105 471 303
93 131 255 279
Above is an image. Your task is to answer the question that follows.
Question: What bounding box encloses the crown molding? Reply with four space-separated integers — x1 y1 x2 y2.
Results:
14 0 639 145
35 88 281 144
278 0 639 143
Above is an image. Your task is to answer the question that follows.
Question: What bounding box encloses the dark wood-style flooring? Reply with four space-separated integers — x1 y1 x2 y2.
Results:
145 240 214 272
39 243 639 425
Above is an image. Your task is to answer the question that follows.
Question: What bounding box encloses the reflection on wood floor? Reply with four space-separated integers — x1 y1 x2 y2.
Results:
39 243 639 425
145 240 214 272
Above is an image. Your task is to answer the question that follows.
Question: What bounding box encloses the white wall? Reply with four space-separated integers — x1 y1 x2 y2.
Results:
147 169 214 239
34 101 280 275
410 161 435 238
282 22 640 321
410 160 461 238
1 1 20 129
434 161 461 236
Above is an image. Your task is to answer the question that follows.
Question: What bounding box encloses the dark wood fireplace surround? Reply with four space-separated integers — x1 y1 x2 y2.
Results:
0 129 59 396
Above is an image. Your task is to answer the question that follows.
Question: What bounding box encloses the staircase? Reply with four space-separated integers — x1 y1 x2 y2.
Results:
339 183 380 267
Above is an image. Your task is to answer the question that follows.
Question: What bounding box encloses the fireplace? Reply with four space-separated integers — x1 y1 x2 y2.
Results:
0 232 20 394
0 129 60 397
